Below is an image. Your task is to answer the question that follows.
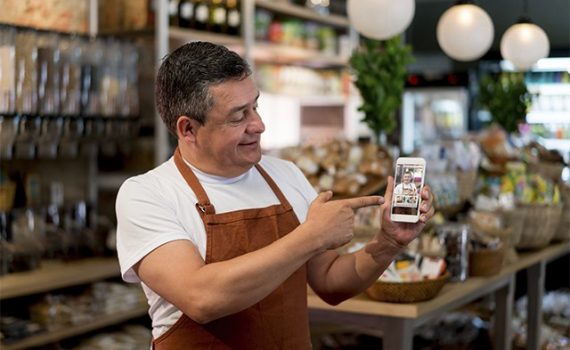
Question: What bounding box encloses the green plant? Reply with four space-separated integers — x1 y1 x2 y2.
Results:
349 36 414 144
478 73 534 133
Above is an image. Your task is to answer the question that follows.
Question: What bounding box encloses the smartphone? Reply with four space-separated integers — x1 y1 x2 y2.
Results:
390 157 426 223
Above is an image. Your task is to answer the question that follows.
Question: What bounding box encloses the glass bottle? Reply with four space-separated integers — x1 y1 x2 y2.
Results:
226 0 240 36
169 0 181 27
194 0 209 31
209 0 227 33
178 0 195 28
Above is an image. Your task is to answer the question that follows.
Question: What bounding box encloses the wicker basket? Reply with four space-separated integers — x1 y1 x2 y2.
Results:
366 273 449 303
553 185 570 242
503 204 563 250
527 161 564 182
469 245 505 277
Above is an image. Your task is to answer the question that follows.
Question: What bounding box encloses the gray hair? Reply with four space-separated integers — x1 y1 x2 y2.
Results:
155 42 252 135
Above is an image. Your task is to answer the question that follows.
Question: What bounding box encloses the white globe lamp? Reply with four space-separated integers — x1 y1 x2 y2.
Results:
436 3 494 61
500 19 550 70
347 0 415 40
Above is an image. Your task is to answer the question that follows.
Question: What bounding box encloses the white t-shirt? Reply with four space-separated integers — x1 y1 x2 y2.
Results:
115 155 317 339
394 182 417 195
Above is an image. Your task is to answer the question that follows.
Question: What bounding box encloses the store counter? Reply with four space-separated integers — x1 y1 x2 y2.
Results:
308 241 570 350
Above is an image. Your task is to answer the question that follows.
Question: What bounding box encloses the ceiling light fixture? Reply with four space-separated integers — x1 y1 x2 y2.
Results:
436 1 494 61
500 0 550 71
347 0 415 40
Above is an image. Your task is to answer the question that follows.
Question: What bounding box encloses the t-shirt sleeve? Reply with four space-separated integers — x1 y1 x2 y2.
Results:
115 177 193 283
287 161 318 202
283 160 318 221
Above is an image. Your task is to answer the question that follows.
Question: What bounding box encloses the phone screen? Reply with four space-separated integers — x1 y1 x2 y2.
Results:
391 162 425 217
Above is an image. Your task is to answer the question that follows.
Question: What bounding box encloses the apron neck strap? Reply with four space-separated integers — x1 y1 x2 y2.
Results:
254 164 292 211
173 147 215 215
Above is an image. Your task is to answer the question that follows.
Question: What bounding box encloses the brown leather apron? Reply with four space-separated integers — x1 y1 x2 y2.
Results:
152 148 311 350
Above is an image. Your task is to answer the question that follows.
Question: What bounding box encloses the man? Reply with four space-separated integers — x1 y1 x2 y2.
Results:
394 170 418 196
116 42 434 349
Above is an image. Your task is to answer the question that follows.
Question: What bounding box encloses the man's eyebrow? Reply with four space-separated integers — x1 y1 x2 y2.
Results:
228 91 260 114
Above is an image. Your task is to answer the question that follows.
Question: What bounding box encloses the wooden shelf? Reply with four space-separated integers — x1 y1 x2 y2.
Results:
169 27 243 46
255 0 350 28
0 258 120 300
1 304 148 350
251 42 347 67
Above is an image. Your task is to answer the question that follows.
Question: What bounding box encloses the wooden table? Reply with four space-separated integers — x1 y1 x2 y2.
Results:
308 241 570 350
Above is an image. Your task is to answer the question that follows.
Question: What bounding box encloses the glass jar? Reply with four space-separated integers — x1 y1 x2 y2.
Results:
0 25 17 114
437 223 470 282
15 29 38 115
80 38 104 116
59 35 82 116
36 31 60 115
100 39 121 117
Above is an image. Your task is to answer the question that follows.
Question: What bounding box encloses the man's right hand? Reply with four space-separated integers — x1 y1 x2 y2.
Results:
305 191 384 251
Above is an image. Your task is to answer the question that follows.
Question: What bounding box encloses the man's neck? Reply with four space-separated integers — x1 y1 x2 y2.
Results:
178 141 251 178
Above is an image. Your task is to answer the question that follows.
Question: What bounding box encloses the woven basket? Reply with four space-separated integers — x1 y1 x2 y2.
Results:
469 245 505 277
503 204 563 250
554 185 570 242
527 161 564 182
366 273 449 303
457 169 478 202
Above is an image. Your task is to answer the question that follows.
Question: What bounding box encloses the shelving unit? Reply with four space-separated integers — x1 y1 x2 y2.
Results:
0 257 120 300
2 304 148 350
254 0 350 28
250 42 347 67
0 257 149 349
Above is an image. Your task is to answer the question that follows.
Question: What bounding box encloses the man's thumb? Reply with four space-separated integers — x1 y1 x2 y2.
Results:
315 191 333 203
383 176 394 206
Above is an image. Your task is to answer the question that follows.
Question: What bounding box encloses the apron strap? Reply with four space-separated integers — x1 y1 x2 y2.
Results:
173 147 215 215
255 164 293 211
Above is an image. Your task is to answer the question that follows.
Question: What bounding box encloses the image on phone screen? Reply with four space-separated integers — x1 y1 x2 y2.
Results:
391 163 424 217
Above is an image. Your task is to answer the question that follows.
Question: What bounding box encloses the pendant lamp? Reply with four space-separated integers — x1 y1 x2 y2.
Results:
436 1 494 61
347 0 415 40
500 1 550 71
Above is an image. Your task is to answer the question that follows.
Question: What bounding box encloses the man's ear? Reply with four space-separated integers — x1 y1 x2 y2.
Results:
176 116 201 142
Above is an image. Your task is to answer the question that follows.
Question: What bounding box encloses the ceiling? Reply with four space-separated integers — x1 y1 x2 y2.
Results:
408 0 570 57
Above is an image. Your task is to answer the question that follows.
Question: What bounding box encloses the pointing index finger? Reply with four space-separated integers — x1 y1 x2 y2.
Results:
339 195 384 209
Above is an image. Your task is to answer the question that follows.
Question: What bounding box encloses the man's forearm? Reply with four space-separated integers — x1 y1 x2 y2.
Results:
308 232 404 305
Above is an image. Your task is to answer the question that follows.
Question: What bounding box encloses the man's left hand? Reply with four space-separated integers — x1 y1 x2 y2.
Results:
367 176 435 253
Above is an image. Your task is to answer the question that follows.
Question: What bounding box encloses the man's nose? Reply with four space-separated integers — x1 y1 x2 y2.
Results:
248 112 265 134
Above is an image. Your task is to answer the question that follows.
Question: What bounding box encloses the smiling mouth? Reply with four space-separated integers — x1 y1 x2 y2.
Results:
240 141 258 146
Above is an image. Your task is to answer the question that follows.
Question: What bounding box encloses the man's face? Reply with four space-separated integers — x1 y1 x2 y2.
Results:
403 173 411 184
193 76 265 177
